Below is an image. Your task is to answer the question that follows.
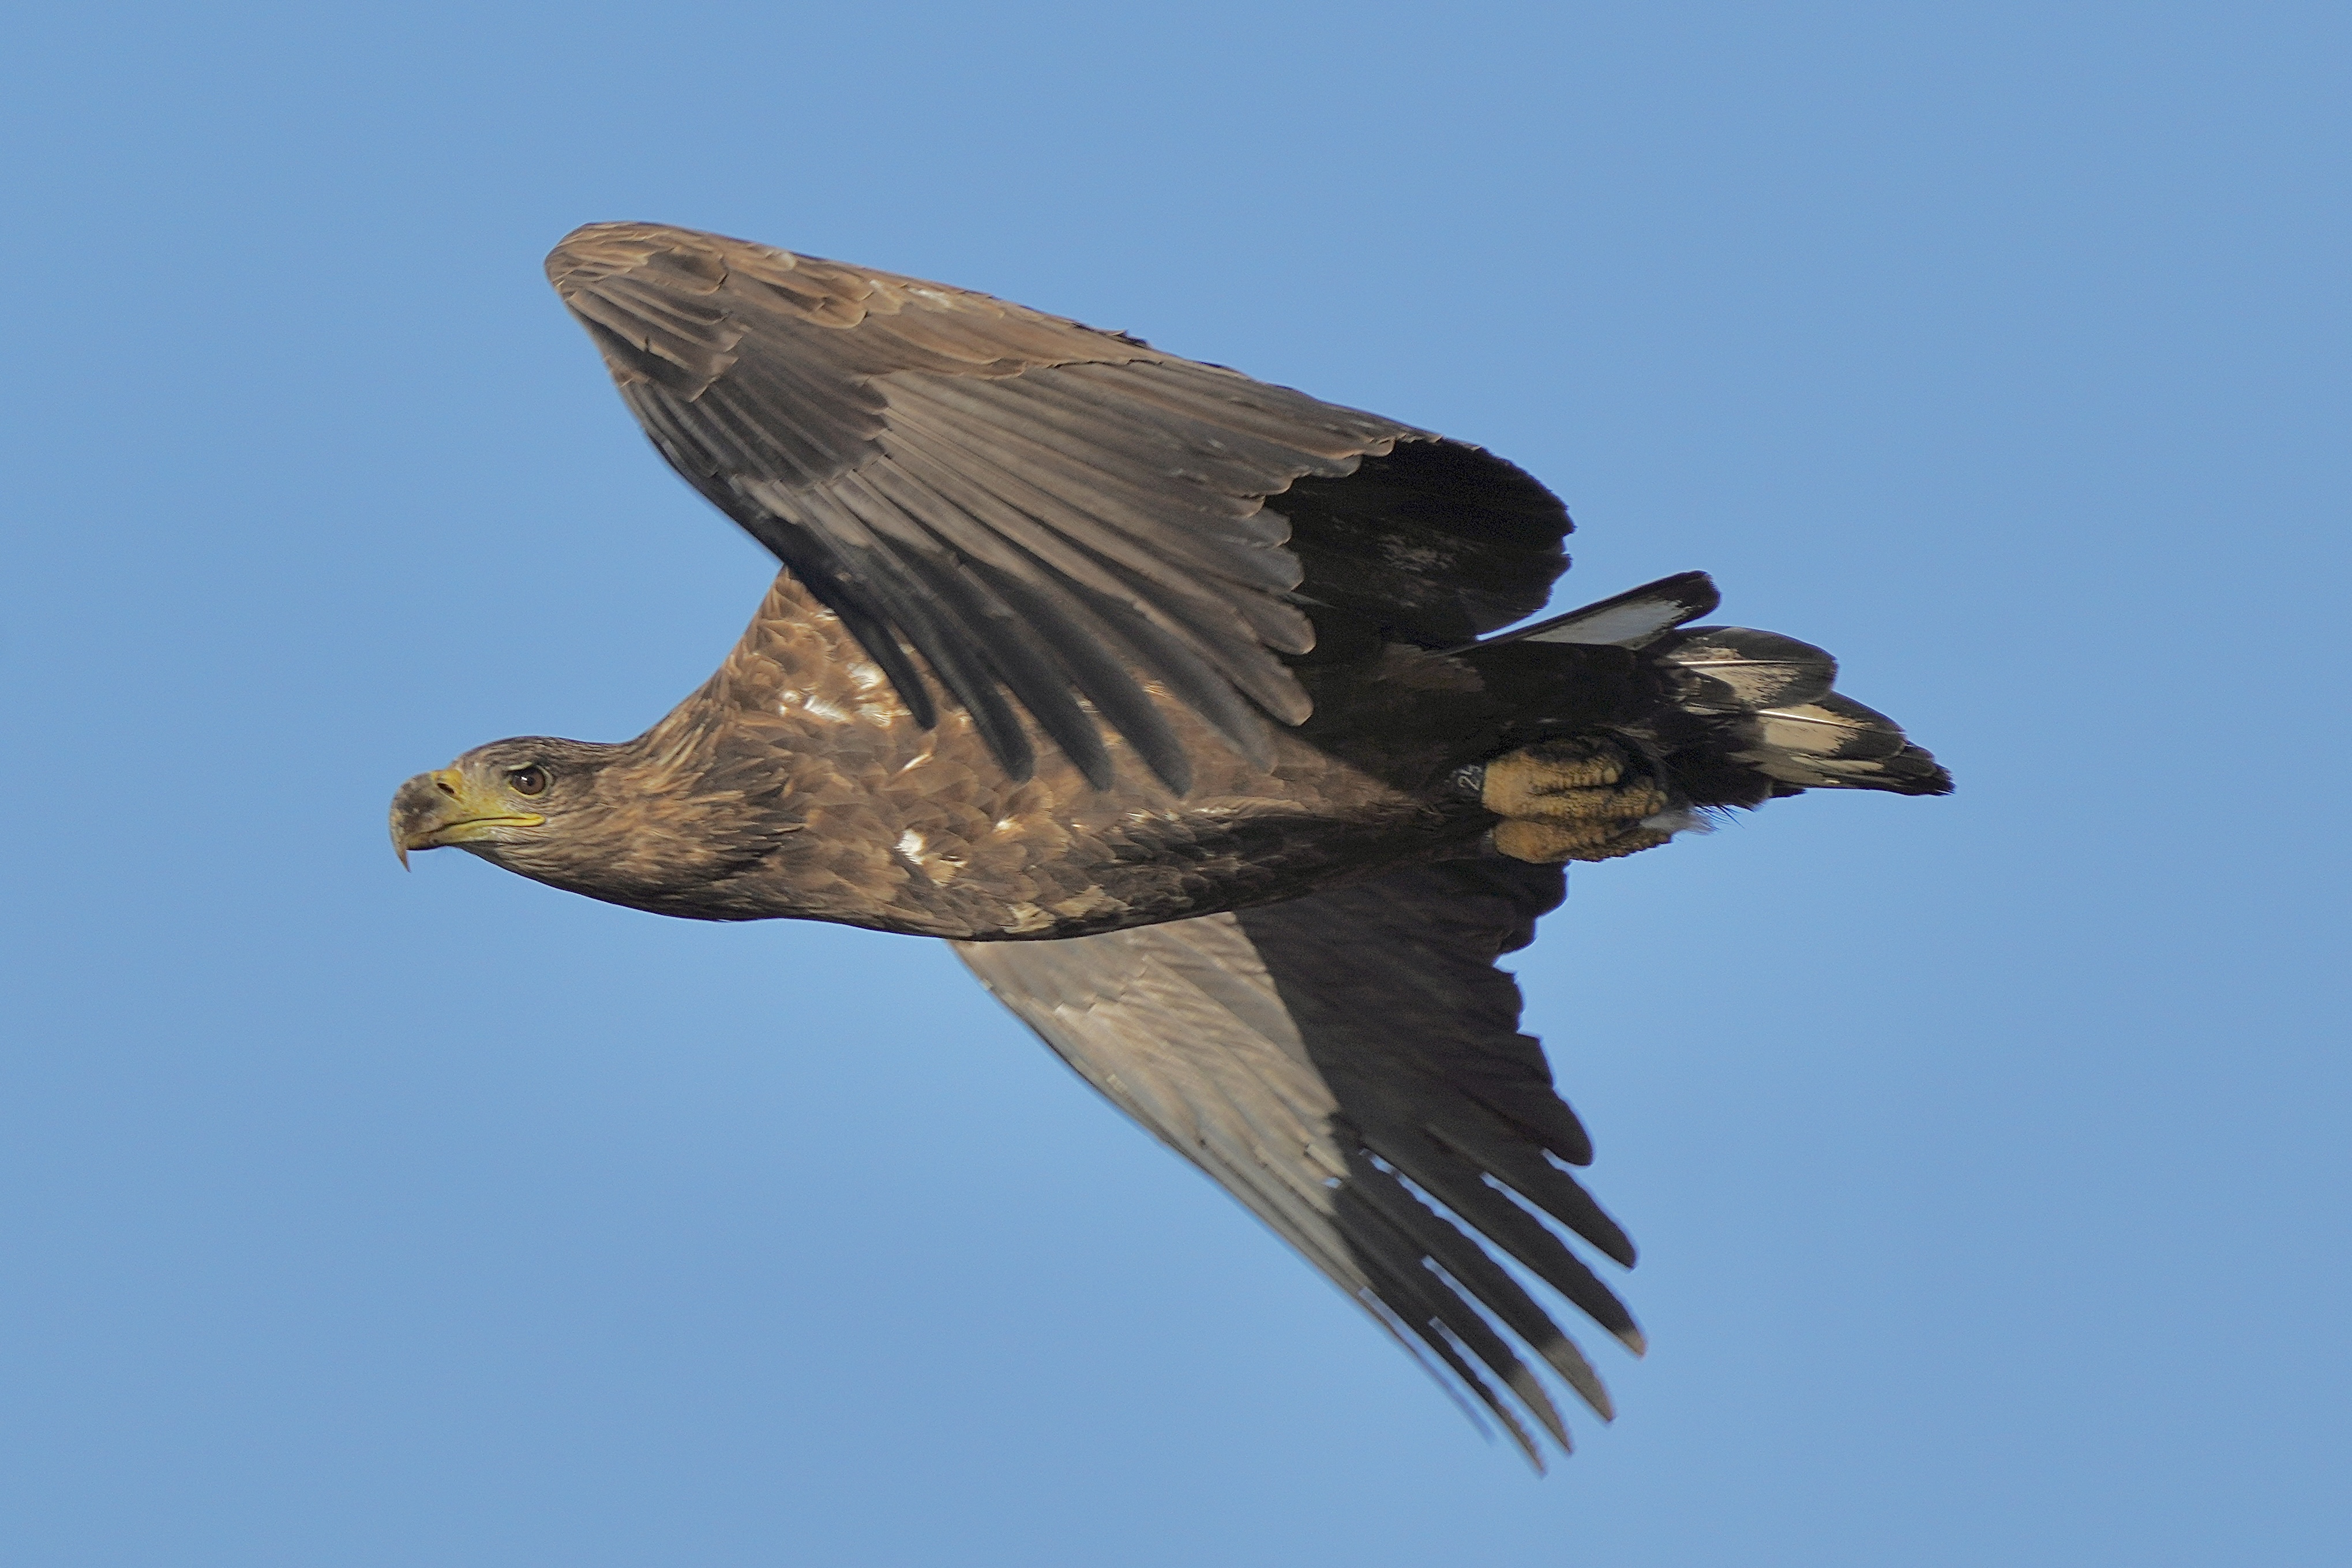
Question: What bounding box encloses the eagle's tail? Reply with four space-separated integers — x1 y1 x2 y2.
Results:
1461 572 1949 860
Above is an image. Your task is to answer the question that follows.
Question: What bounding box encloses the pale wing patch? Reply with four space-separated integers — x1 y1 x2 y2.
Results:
778 684 898 725
1524 597 1698 647
1467 571 1720 654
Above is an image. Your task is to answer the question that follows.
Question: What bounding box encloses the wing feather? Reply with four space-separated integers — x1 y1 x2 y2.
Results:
547 222 1571 787
955 855 1632 1464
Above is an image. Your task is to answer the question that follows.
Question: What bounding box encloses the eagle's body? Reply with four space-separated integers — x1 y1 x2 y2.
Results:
479 572 1679 937
391 222 1949 1463
487 574 1457 935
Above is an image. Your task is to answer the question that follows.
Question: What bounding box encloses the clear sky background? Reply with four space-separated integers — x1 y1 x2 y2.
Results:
3 3 2346 1565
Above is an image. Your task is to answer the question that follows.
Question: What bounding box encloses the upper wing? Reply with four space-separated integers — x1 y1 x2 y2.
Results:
953 856 1637 1464
547 222 1569 791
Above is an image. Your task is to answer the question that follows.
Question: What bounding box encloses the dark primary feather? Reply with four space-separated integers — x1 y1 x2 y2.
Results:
955 855 1635 1465
547 222 1570 789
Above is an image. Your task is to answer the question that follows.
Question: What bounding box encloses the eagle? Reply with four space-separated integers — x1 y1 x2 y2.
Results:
390 222 1949 1464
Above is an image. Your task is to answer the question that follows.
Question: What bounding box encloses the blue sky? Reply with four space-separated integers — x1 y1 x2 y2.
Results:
3 3 2346 1563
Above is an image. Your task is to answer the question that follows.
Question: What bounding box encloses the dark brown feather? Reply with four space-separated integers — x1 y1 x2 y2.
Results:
546 221 1571 787
955 854 1635 1465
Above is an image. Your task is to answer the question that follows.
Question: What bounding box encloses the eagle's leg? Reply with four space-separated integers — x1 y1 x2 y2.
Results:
1481 738 1675 864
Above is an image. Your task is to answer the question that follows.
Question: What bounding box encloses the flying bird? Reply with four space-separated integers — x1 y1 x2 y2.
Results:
390 222 1949 1463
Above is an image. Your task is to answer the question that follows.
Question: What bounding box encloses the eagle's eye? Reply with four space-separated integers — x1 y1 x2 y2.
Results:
506 765 550 796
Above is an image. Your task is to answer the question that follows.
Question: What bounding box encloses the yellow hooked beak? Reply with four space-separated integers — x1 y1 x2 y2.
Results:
389 766 546 868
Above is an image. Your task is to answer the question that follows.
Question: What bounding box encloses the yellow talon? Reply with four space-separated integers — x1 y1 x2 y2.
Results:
1484 740 1668 823
1493 819 1675 865
1483 738 1678 864
1483 738 1625 813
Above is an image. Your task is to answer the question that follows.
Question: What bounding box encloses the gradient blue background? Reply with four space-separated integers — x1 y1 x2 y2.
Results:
5 4 2346 1563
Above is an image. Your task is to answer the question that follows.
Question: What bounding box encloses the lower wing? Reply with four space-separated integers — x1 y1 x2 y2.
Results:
955 855 1636 1464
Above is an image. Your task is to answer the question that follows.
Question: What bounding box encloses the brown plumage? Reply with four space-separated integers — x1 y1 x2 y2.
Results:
390 222 1950 1462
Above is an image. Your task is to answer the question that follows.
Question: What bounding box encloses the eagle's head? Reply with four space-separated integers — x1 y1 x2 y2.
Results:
388 737 621 874
389 730 805 918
